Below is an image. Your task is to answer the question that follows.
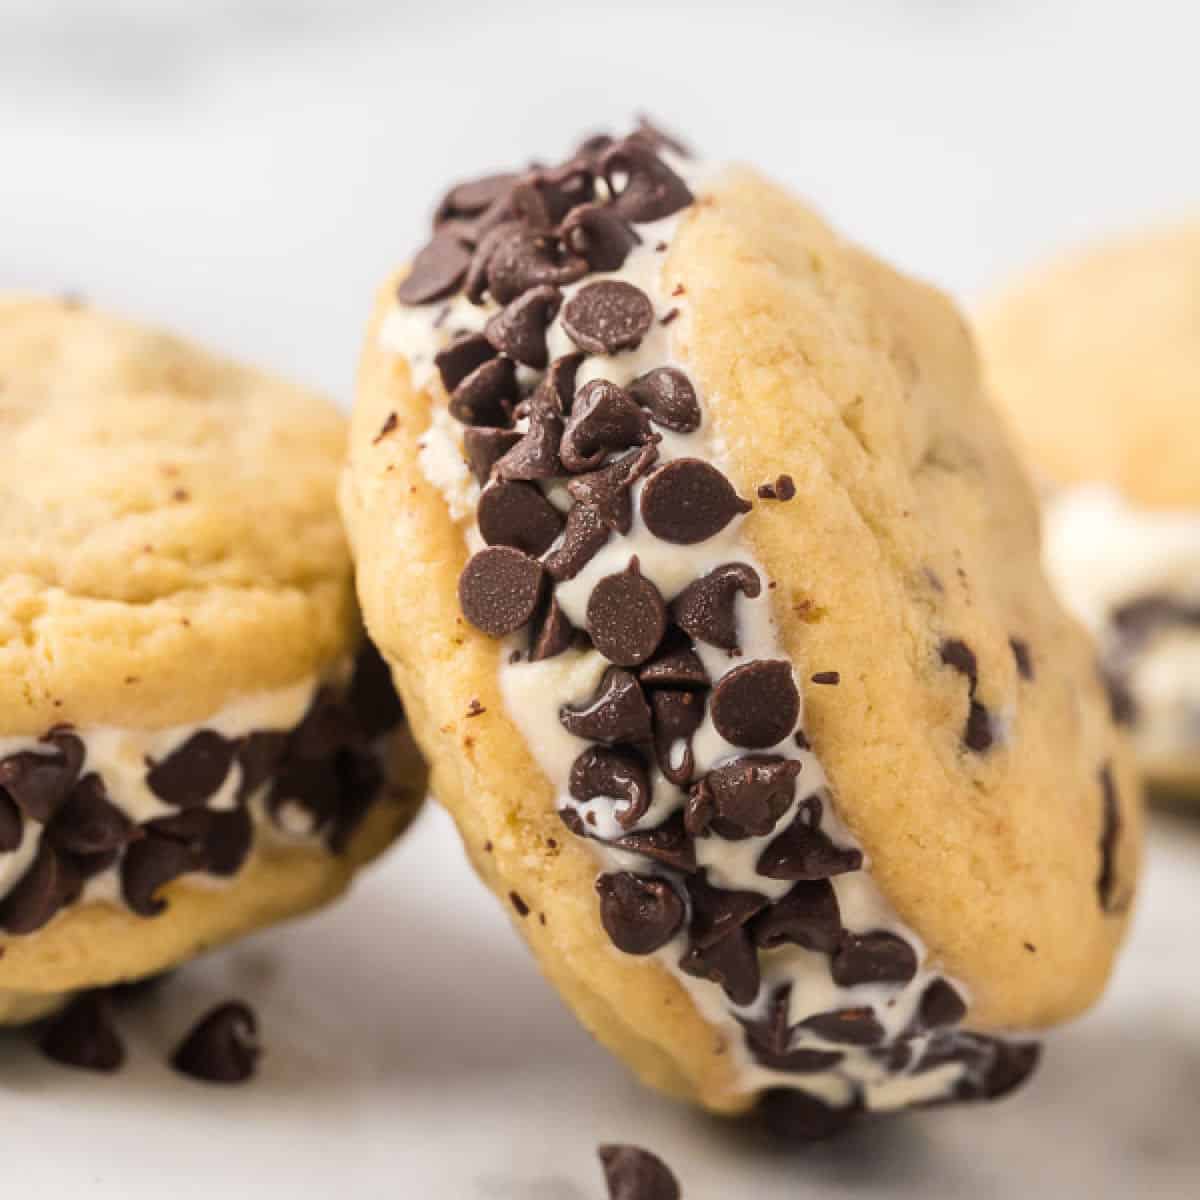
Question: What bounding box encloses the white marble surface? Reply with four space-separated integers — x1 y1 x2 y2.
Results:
2 2 1200 1197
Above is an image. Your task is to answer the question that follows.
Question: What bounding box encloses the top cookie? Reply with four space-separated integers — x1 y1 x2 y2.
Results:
0 296 357 733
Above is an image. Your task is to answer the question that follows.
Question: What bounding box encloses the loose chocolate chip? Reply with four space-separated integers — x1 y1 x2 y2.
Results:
566 443 659 534
602 139 694 223
597 1145 680 1200
45 774 136 856
560 380 653 472
436 172 519 225
171 1001 260 1084
449 356 517 428
596 871 684 955
587 558 668 667
434 332 496 393
637 630 709 690
484 285 562 368
739 985 844 1074
940 639 979 692
689 755 801 840
120 832 196 916
964 701 993 752
751 880 842 953
1098 762 1121 912
458 546 546 637
0 792 20 852
543 502 611 581
759 1089 859 1142
651 689 705 785
569 746 652 829
146 731 237 809
831 931 918 987
487 230 588 305
464 428 522 485
640 458 751 545
493 401 564 482
346 640 405 740
612 812 697 873
628 367 701 433
1010 637 1034 681
800 1007 886 1046
918 979 967 1029
396 232 471 304
679 926 760 1005
672 563 760 652
685 872 768 948
560 203 641 272
0 729 85 823
477 480 565 557
0 843 82 934
529 596 575 662
39 992 125 1073
710 660 799 749
562 281 655 356
560 668 652 745
756 801 863 881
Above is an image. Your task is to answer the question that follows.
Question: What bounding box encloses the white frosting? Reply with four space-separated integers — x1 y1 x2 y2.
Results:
390 151 1006 1110
1044 483 1200 766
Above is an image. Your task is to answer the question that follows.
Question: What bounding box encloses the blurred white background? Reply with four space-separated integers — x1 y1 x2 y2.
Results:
2 3 1200 1197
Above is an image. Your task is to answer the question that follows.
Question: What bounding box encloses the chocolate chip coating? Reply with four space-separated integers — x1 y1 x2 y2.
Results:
586 558 668 667
562 281 655 355
458 546 546 637
710 660 799 748
640 459 751 545
596 871 684 955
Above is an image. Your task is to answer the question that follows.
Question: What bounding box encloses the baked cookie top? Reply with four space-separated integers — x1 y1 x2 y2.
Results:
0 297 357 733
979 219 1200 508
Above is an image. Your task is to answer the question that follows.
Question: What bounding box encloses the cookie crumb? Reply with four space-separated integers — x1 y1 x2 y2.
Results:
811 671 840 685
466 699 486 718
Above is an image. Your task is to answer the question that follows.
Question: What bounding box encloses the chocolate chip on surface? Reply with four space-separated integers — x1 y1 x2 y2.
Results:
751 880 842 953
799 1006 886 1046
484 285 562 367
940 638 979 692
628 367 701 433
543 502 611 581
120 832 197 916
39 992 125 1073
477 480 565 557
562 281 655 355
637 630 710 690
596 871 684 955
560 667 652 744
171 1001 260 1084
560 380 653 472
671 562 760 651
149 807 253 878
679 925 760 1005
346 639 405 741
640 458 751 545
0 792 20 852
434 332 496 394
759 1088 859 1142
493 400 564 482
45 774 136 856
710 660 799 748
396 232 471 304
650 689 705 785
597 1144 680 1200
811 671 840 686
529 596 575 662
601 139 694 222
918 979 968 1029
757 474 797 501
448 355 517 427
569 746 651 829
964 701 994 752
612 811 696 873
146 731 237 808
560 204 640 272
0 843 83 934
0 729 85 823
756 800 864 881
1097 762 1121 912
486 230 588 305
831 931 918 987
458 546 546 636
688 755 800 839
685 872 768 948
1010 637 1034 680
586 558 668 667
435 171 519 224
464 427 523 485
566 443 659 534
738 985 844 1073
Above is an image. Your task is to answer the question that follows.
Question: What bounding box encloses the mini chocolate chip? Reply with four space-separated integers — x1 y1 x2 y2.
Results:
560 380 653 472
493 401 564 482
477 480 565 556
171 1001 260 1084
596 871 684 955
637 630 709 690
434 332 496 393
146 731 237 809
566 443 659 534
1098 762 1121 912
560 667 652 744
831 931 918 987
560 203 640 272
751 880 842 953
811 671 840 686
529 596 575 662
964 701 993 752
0 843 82 934
464 427 523 484
627 371 701 438
120 832 197 916
435 171 519 224
569 746 651 829
448 356 517 427
710 660 799 748
672 563 760 652
543 502 611 581
587 558 667 667
756 800 863 881
651 689 705 785
45 774 136 856
396 232 471 304
940 638 978 691
759 1090 860 1142
487 230 588 305
800 1007 886 1046
756 474 796 501
640 458 751 545
0 729 86 823
346 640 405 740
685 872 768 948
509 891 530 917
459 546 546 636
738 985 845 1074
597 1145 680 1200
149 807 253 878
601 139 694 223
688 755 800 839
484 285 562 368
612 812 696 873
0 792 20 853
1010 637 1034 680
236 732 289 801
918 979 967 1029
562 281 655 355
39 992 125 1073
679 926 760 1005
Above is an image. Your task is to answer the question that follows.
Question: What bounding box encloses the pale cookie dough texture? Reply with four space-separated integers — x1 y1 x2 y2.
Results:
979 220 1200 792
0 297 425 1024
342 129 1140 1131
